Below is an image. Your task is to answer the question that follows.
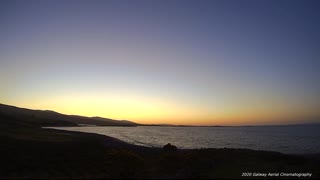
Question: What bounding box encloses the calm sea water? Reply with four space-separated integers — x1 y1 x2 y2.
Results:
50 125 320 154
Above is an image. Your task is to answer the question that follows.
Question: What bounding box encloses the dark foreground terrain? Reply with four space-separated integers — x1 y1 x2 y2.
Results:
1 110 319 179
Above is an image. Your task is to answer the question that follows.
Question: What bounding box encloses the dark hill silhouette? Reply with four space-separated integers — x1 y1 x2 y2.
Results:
0 103 138 127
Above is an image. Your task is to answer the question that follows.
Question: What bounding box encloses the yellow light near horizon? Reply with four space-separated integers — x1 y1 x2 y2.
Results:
5 90 319 126
13 92 208 124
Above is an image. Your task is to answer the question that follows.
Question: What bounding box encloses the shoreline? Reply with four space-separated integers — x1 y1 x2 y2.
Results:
44 127 320 178
1 126 319 178
45 126 320 155
1 109 319 178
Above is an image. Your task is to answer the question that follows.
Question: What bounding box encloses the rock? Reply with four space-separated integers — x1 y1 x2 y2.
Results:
163 143 178 151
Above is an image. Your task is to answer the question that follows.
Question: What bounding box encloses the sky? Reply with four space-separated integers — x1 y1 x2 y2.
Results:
1 0 319 125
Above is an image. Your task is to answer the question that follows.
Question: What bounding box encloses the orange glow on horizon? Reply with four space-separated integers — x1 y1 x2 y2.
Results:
3 94 319 126
2 86 319 126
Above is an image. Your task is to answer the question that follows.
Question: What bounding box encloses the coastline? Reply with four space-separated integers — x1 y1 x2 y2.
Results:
1 109 319 179
47 125 320 155
47 128 320 177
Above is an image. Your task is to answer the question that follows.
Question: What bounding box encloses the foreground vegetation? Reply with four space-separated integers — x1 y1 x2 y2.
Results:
0 111 319 179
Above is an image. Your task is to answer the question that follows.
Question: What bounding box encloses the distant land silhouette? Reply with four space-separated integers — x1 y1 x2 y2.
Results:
0 103 138 127
1 103 319 128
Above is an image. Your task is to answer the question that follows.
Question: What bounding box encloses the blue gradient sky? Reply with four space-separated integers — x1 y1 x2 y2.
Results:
1 0 319 125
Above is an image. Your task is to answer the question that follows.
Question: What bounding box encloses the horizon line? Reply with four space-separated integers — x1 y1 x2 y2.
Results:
1 103 319 127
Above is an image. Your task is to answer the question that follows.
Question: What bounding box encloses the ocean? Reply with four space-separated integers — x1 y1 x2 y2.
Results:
50 125 320 154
